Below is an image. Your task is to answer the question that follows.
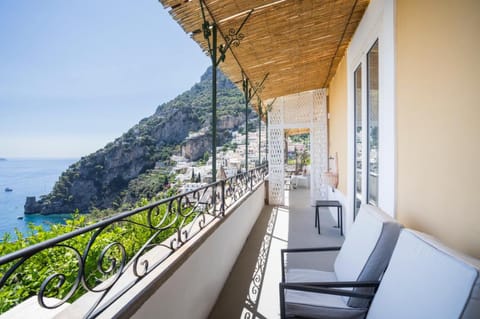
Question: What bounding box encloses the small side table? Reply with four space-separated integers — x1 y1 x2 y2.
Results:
314 200 343 236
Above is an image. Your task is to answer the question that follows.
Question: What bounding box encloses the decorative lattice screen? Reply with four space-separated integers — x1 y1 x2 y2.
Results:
267 89 328 205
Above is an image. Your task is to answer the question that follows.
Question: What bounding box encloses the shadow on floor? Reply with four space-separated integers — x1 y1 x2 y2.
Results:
209 204 278 319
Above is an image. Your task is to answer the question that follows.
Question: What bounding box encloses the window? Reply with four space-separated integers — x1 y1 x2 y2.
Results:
352 40 379 217
354 65 362 219
367 41 379 205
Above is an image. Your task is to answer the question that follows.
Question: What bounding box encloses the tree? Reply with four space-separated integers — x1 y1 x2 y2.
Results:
203 151 210 162
196 172 201 183
163 175 169 186
191 169 195 182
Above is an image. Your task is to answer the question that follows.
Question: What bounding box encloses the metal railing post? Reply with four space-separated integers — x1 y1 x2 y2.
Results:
221 179 225 216
243 76 249 172
258 98 262 165
211 24 218 182
250 169 253 190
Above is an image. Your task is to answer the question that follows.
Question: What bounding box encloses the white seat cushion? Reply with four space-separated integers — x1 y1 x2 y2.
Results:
367 229 480 319
285 269 367 319
334 205 402 307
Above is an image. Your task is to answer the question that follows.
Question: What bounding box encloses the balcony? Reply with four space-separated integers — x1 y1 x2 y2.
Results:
209 188 343 319
0 166 344 318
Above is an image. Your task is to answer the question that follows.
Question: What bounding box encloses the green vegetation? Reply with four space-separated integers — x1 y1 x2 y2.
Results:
153 66 247 134
238 121 257 135
202 151 210 163
289 133 309 144
221 141 238 152
287 133 311 169
169 67 245 126
0 195 194 314
121 169 174 205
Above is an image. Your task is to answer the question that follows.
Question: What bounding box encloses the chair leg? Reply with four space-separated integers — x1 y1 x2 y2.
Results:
340 206 343 236
317 212 321 234
315 207 321 234
279 283 286 319
337 207 340 228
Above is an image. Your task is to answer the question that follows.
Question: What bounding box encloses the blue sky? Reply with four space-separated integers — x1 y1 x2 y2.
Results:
0 0 209 158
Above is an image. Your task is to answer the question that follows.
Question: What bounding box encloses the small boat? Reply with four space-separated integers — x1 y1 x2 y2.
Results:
4 187 13 192
17 216 24 220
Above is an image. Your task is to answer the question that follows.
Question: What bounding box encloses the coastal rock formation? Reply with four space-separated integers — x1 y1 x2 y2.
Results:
25 67 249 215
218 114 244 130
182 133 211 161
181 127 237 161
24 197 42 214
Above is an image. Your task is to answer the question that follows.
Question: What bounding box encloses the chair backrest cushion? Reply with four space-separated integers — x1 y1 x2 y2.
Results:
334 204 402 307
367 229 480 319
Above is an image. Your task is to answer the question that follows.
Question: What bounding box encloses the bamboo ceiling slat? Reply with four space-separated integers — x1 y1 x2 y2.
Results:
159 0 369 104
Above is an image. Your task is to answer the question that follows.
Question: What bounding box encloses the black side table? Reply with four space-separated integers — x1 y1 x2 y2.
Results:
314 200 343 236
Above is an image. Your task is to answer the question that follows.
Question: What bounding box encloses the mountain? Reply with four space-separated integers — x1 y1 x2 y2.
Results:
24 67 248 215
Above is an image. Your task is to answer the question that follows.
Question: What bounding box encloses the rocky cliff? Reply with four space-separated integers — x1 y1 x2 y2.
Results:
25 67 248 215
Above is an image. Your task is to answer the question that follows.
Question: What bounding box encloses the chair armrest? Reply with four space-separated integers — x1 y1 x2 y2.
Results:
282 246 341 253
290 281 379 288
281 247 341 281
279 281 377 319
280 281 378 299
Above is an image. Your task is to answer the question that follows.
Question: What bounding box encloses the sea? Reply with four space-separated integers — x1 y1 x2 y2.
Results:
0 158 78 239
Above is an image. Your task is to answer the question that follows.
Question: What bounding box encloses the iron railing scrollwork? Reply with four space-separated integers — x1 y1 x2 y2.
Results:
0 164 267 318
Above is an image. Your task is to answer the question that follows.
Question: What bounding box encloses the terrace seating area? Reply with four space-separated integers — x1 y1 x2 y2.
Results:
280 204 402 318
209 188 480 319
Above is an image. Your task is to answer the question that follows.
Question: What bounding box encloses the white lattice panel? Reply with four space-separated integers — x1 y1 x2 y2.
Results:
268 174 284 205
312 89 327 122
310 89 328 202
268 114 284 205
268 128 283 166
268 89 328 206
283 93 312 125
268 98 282 126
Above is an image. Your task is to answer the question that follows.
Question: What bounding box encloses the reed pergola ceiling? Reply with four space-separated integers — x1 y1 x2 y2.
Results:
159 0 369 103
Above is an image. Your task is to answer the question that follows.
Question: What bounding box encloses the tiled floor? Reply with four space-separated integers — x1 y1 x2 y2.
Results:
209 188 344 319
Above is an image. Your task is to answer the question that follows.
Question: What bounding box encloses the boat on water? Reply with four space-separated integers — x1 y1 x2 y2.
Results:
17 216 24 220
4 187 13 192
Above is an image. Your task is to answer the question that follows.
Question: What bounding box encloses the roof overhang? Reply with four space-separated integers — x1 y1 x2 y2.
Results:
159 0 369 104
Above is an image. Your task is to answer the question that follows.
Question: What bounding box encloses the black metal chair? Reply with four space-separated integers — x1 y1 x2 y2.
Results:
280 204 402 319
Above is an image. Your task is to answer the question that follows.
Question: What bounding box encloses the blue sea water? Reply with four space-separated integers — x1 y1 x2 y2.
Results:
0 158 78 239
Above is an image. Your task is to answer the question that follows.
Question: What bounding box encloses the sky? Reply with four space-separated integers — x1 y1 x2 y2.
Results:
0 0 210 158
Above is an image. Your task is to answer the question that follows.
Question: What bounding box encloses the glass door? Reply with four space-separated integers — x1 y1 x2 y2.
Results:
353 65 362 219
367 41 379 205
353 40 379 219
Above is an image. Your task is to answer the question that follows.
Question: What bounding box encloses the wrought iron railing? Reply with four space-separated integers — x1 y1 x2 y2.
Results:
0 164 267 318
